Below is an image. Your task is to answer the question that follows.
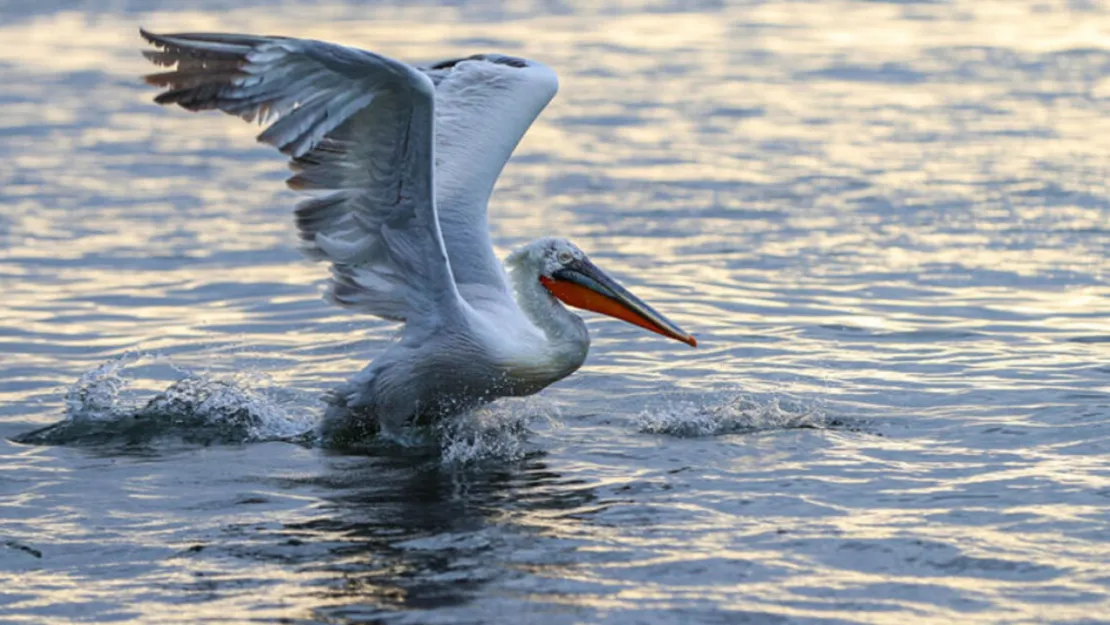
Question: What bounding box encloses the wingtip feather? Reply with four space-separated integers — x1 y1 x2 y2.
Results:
139 27 171 48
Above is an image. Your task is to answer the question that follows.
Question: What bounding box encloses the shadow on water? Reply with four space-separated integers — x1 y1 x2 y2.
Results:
224 453 596 620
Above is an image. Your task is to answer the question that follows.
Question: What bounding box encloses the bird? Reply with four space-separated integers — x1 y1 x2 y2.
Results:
139 28 696 447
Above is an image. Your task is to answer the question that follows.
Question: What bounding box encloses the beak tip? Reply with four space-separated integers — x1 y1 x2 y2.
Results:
684 335 697 348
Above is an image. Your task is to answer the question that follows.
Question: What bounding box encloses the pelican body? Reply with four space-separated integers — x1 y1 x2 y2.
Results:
140 29 695 445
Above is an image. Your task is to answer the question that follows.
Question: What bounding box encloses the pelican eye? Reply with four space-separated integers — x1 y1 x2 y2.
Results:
557 250 574 265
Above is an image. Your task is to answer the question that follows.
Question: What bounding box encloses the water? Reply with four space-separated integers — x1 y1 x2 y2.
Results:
2 0 1110 622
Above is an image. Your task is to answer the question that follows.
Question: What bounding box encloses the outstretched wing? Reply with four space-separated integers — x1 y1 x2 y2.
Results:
419 54 559 301
140 29 462 327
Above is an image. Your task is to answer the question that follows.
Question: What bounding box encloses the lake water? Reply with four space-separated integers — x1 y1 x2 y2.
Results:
2 1 1110 623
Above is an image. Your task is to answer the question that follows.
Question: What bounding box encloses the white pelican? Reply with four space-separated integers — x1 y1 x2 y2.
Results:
140 29 696 446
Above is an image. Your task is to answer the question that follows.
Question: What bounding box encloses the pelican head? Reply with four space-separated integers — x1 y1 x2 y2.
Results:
509 237 697 347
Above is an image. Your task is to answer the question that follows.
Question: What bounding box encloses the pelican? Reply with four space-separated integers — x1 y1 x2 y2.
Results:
140 29 696 446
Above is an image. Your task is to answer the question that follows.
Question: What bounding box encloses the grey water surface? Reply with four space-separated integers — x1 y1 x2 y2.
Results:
2 0 1110 623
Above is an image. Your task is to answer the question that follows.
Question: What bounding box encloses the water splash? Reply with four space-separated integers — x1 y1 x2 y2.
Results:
60 354 138 422
16 356 841 452
437 397 561 465
636 393 827 438
14 354 317 447
15 353 557 459
140 373 316 443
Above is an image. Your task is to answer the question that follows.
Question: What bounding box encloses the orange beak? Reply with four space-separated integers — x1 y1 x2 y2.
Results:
540 258 696 347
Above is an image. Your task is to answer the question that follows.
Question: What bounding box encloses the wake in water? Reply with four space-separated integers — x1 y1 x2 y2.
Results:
636 393 830 437
13 357 849 455
12 354 552 463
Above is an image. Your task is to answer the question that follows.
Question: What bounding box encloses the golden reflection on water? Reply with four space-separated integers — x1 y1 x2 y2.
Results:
0 2 1105 378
